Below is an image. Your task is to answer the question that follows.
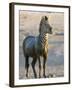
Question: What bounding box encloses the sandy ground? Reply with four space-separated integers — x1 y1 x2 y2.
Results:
19 11 64 79
19 65 64 79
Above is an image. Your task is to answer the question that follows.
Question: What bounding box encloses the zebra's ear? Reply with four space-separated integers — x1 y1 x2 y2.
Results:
45 16 48 21
39 16 48 33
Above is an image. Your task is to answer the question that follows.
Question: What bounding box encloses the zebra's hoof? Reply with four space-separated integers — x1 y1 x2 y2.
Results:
39 75 41 78
26 74 28 78
34 75 37 78
43 75 46 78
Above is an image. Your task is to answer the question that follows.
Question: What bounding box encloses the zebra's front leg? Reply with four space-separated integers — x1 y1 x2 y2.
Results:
43 57 47 78
31 57 37 78
38 57 41 78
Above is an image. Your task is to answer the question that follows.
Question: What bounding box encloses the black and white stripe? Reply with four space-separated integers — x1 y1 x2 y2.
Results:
38 32 48 50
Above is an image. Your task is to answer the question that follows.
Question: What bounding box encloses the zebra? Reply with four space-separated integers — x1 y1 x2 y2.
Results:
23 16 52 78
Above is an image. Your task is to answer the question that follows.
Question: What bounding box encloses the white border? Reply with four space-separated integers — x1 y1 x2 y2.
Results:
14 5 69 85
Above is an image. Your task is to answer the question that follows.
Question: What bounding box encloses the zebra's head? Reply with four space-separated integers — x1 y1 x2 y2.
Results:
39 16 52 34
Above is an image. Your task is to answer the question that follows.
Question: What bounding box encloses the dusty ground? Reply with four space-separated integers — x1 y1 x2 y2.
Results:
19 65 64 79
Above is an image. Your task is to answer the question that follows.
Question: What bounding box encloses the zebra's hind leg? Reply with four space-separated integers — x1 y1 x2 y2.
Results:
25 56 29 78
31 57 37 78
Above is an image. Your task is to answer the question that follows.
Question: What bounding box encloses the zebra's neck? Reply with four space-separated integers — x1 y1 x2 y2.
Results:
39 33 48 48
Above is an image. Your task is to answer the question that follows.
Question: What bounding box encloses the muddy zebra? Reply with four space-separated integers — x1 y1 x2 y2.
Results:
23 16 52 78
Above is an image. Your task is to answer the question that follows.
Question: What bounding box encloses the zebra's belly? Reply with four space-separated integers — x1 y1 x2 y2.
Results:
37 46 48 56
23 36 48 57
